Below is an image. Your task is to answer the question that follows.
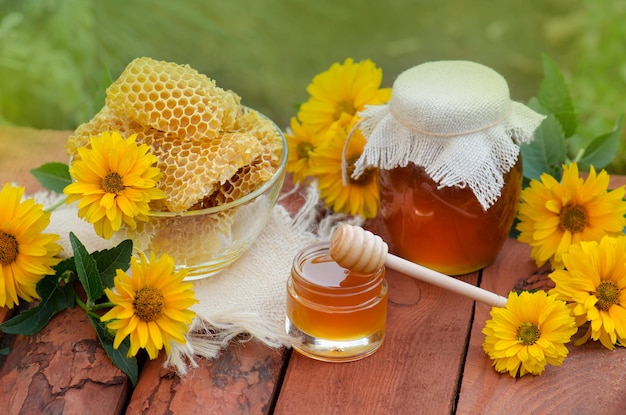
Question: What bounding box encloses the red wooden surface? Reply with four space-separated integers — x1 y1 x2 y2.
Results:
2 128 626 414
457 237 626 414
0 307 130 415
275 268 477 414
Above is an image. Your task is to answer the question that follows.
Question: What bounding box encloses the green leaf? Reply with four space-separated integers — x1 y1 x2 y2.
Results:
579 116 623 170
91 240 133 289
520 97 568 181
70 232 104 305
0 347 9 356
88 315 138 386
30 162 71 194
0 275 75 335
538 54 577 138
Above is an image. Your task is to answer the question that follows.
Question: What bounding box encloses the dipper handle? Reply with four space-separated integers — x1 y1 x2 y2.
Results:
329 224 507 308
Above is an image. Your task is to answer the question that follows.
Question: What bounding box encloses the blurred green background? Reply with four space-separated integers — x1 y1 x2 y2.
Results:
1 0 625 170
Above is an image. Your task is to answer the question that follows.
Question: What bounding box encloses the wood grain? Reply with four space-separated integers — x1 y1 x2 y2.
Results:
274 267 478 414
0 307 130 415
127 340 288 414
3 127 626 414
0 127 71 193
457 239 626 414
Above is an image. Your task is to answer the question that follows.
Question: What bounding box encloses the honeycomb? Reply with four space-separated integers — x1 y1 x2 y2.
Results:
105 57 242 142
195 109 284 207
66 105 165 156
142 131 263 212
67 57 283 212
67 57 284 266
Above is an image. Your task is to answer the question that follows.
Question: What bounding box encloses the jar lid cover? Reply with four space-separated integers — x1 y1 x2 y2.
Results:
352 60 545 209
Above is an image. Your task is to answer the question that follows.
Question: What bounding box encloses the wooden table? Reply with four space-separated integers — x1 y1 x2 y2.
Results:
1 127 626 414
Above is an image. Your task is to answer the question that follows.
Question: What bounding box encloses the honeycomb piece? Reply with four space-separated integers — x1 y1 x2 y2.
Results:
66 105 166 158
201 159 271 207
232 109 284 164
68 58 285 218
143 131 264 212
199 109 284 207
105 57 242 141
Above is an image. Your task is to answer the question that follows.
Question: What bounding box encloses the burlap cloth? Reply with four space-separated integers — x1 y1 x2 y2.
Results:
353 60 545 210
38 185 356 375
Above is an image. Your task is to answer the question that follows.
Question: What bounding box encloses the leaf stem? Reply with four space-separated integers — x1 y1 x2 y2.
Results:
571 148 585 164
44 196 68 212
75 293 114 313
74 294 88 312
91 302 115 311
88 310 105 320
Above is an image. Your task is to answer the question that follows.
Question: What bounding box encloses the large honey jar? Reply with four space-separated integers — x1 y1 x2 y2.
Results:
351 60 545 275
378 157 522 275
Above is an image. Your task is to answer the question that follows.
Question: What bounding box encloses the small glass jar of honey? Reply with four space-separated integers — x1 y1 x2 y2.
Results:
286 242 388 362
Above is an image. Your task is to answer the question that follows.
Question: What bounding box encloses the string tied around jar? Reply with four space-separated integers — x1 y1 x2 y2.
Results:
350 60 546 210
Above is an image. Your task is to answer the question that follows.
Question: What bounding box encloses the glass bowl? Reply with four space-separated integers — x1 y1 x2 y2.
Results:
116 119 288 281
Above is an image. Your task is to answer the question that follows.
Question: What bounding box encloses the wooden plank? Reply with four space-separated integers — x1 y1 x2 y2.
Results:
127 340 288 414
125 176 305 414
611 175 626 188
274 267 478 414
457 238 626 414
0 306 130 415
0 127 71 193
0 128 131 414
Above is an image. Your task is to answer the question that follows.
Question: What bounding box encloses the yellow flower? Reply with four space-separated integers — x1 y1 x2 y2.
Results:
0 183 62 308
101 252 198 359
285 117 319 184
517 163 626 269
482 290 577 377
64 131 164 240
298 58 391 133
549 235 626 350
308 124 379 219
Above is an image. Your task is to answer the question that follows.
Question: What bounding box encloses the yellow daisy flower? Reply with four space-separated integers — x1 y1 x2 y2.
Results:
64 131 164 240
285 117 320 184
308 125 379 219
517 163 626 269
549 235 626 350
482 290 577 377
298 58 391 133
0 183 62 308
101 251 198 359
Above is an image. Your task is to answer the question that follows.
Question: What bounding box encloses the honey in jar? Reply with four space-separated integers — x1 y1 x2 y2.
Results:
350 60 545 276
286 242 387 362
379 157 523 275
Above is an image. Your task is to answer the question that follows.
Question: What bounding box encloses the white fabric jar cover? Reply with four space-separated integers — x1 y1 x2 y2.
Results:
352 60 546 210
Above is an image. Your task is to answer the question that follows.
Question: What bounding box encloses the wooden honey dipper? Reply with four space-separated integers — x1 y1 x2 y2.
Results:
329 224 508 307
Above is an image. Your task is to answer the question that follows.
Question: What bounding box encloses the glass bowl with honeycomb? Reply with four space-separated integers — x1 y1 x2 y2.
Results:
66 57 288 280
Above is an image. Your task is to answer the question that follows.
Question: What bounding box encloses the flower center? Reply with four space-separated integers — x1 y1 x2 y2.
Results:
102 172 125 194
0 231 19 265
559 204 587 233
596 281 620 311
334 100 356 120
517 322 541 345
297 142 314 159
346 154 375 186
133 286 165 322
